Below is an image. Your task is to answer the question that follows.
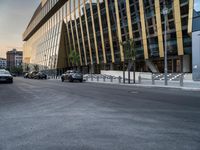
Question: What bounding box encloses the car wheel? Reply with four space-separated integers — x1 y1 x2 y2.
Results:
79 79 83 82
69 77 74 82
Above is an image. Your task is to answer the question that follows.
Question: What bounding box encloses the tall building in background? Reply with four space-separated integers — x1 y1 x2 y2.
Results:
0 58 7 69
6 49 23 69
23 0 195 75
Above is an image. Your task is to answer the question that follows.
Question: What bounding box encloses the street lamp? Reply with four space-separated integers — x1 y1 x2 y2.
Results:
44 54 46 71
162 5 169 86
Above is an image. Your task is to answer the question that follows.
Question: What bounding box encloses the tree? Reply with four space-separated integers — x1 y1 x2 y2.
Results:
10 66 23 76
121 38 136 84
33 64 39 72
69 50 80 70
25 64 30 72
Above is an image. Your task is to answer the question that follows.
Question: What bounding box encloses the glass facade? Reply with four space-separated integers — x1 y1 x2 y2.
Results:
23 0 193 73
193 0 200 32
23 3 65 71
194 0 200 13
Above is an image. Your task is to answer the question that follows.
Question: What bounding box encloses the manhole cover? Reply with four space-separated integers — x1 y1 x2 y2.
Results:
129 91 139 94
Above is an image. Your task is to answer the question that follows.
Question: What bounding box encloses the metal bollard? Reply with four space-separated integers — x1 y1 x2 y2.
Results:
180 74 184 87
103 76 106 82
138 75 141 84
97 76 99 82
110 76 113 82
91 75 93 81
152 74 155 85
118 76 121 83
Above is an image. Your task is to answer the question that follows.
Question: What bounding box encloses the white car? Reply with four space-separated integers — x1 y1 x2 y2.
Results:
0 69 13 83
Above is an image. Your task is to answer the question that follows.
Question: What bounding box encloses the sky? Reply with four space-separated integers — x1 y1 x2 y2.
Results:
0 0 40 58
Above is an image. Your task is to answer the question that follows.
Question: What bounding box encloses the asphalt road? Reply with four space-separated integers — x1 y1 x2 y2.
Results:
0 77 200 150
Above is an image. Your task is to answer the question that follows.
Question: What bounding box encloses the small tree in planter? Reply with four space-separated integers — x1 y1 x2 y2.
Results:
33 64 39 72
121 38 136 84
69 50 80 71
10 66 23 76
25 64 30 72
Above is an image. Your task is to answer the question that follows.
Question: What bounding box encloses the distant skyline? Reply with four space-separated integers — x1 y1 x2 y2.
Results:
0 0 40 58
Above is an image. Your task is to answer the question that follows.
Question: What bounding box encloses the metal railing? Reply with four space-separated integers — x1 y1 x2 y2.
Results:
153 73 184 81
84 73 185 87
138 73 185 87
84 74 125 84
45 72 185 87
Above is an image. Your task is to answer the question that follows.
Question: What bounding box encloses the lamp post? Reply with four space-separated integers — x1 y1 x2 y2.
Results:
162 5 169 86
44 54 46 71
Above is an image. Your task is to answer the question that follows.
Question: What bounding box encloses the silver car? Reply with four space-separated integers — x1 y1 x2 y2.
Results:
0 69 13 83
61 70 83 82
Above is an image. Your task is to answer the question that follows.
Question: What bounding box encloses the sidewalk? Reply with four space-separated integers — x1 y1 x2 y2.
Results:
48 75 200 91
84 77 200 91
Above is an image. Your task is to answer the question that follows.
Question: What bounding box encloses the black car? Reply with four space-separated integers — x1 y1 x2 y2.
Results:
11 73 16 77
0 69 13 83
61 70 83 82
34 72 47 79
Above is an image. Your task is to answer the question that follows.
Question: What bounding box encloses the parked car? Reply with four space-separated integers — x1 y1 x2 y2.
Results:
61 70 83 82
34 72 47 79
28 71 39 79
11 73 16 77
24 72 29 78
0 69 13 83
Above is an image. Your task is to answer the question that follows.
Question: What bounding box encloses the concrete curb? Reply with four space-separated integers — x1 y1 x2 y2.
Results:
47 78 200 91
85 81 200 91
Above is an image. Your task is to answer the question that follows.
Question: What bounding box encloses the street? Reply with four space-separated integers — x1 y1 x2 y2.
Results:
0 78 200 150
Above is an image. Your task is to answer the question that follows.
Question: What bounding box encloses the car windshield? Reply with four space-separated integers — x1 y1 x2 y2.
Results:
72 71 80 73
65 70 81 74
0 71 10 74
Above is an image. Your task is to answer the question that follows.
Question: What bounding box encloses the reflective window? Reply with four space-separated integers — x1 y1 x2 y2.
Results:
75 0 79 9
194 0 200 13
193 0 200 31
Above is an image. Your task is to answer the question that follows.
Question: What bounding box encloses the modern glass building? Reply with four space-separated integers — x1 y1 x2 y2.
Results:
23 0 194 74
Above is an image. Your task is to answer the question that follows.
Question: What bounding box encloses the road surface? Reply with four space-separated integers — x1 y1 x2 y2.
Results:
0 78 200 150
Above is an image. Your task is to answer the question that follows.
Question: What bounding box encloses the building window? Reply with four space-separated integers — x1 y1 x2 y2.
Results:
194 0 200 12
